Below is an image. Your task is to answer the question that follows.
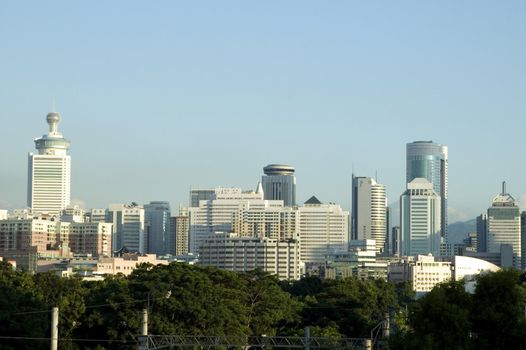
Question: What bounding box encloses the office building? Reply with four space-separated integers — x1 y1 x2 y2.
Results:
406 141 448 240
476 214 488 253
144 201 171 256
298 196 349 264
352 176 387 253
188 187 283 254
27 112 71 215
262 164 296 207
107 204 146 254
486 183 521 269
391 226 401 256
400 178 441 257
199 232 302 280
190 189 215 207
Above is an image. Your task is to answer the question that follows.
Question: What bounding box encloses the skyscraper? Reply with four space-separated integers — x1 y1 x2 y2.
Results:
27 112 71 215
261 164 296 207
486 182 521 269
351 176 387 254
406 141 448 239
400 178 441 257
144 201 171 256
107 203 146 253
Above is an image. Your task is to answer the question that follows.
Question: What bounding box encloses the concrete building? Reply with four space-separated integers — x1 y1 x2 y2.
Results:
406 141 448 240
262 164 296 207
95 254 169 276
322 240 390 280
199 232 302 280
0 217 112 257
61 205 85 223
27 112 71 216
392 226 401 256
107 204 146 253
189 189 215 207
171 207 190 256
298 196 349 264
188 187 283 254
400 178 441 257
485 183 521 269
144 201 171 256
389 255 452 296
352 176 387 253
476 214 487 253
68 222 112 257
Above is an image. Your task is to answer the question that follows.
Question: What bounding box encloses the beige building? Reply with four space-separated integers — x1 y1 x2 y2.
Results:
95 254 169 276
0 217 112 257
199 233 302 280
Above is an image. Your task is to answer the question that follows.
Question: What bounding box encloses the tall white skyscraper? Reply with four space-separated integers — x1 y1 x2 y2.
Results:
352 176 387 254
400 178 441 257
406 141 448 240
27 112 71 215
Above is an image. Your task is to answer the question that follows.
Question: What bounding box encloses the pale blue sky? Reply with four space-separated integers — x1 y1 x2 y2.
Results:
1 1 525 222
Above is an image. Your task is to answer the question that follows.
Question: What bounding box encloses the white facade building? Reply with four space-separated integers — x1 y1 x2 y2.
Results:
199 232 302 280
107 204 146 254
352 176 387 253
188 187 283 254
27 112 71 215
298 196 349 264
400 178 441 257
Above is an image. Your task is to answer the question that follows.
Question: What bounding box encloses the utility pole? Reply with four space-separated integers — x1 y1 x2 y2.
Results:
139 308 148 350
50 307 58 350
304 326 310 350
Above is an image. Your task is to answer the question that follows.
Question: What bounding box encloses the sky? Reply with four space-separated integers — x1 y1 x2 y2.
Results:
1 1 525 223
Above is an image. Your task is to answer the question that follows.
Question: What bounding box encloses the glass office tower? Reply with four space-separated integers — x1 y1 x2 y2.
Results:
406 141 448 239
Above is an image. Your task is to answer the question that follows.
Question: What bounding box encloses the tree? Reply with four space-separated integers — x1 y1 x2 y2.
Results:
407 280 472 350
471 270 526 349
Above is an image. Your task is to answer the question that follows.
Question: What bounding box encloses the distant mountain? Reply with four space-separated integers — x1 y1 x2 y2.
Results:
448 219 476 244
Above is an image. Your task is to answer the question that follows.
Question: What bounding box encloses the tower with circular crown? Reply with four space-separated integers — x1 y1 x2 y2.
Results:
27 112 71 215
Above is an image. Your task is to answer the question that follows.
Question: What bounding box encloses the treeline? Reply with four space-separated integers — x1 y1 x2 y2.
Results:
0 261 525 349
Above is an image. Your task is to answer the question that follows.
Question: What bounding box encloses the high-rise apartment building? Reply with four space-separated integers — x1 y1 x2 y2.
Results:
262 164 296 207
400 178 441 257
352 176 387 253
27 112 71 215
406 141 448 240
144 201 171 256
486 183 521 269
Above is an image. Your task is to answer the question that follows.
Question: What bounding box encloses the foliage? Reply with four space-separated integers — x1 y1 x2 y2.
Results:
2 260 526 349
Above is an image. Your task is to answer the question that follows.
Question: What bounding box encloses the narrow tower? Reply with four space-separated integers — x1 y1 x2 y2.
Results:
27 112 71 215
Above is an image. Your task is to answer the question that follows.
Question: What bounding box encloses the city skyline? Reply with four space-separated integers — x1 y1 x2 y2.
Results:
1 2 526 223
